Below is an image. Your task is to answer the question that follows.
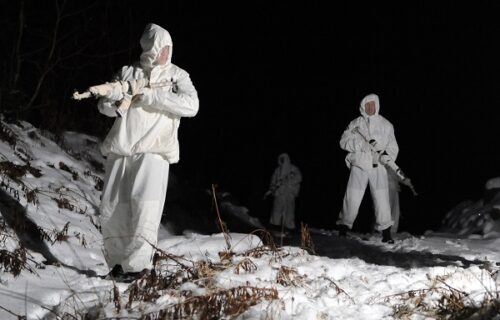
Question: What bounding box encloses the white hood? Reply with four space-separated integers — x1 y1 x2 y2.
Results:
359 93 380 117
340 93 399 170
277 153 292 180
140 23 173 71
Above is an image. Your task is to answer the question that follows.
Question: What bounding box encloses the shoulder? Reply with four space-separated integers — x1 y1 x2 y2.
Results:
115 64 145 80
155 64 192 82
348 117 363 127
378 115 394 128
169 63 190 77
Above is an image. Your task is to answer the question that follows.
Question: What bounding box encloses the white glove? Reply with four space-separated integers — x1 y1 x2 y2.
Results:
379 151 392 165
134 87 153 105
369 139 384 152
127 78 149 96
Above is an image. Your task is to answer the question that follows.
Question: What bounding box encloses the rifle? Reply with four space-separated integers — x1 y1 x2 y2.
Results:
352 127 418 196
72 78 176 116
264 170 301 199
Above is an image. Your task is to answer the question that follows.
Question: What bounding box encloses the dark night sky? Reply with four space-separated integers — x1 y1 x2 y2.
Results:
3 1 500 234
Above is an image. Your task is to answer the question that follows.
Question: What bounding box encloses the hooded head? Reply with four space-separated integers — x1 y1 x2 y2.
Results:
359 93 380 117
277 153 292 179
140 23 173 71
278 153 290 166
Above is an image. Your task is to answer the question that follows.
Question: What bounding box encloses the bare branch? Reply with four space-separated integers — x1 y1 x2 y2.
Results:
11 0 24 90
26 0 64 109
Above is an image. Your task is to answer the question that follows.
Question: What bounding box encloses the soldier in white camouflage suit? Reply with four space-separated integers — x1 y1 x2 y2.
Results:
97 23 199 281
265 153 302 232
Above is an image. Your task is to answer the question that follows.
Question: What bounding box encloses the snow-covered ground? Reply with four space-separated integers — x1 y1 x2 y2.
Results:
0 118 499 319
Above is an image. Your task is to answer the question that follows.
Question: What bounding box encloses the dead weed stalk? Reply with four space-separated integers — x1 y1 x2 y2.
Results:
0 246 38 277
388 275 500 319
211 184 232 253
276 265 305 287
300 222 315 255
144 285 279 320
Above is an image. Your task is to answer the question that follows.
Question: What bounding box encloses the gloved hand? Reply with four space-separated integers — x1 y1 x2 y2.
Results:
127 78 149 96
379 151 392 164
361 141 372 152
133 87 153 105
369 139 384 152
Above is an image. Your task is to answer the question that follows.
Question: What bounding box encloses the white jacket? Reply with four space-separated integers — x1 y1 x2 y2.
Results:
269 153 302 197
98 23 199 163
340 94 398 171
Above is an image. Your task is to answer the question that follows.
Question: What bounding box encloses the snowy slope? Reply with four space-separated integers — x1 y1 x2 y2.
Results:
0 118 499 319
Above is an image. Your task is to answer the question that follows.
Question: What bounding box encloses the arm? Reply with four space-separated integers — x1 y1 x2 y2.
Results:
384 124 399 161
264 169 279 198
339 120 366 152
96 66 132 118
139 71 199 117
289 167 302 197
269 169 280 191
97 98 119 118
291 167 302 185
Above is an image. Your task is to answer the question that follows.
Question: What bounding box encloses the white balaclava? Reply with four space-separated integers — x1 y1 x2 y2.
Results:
140 23 173 72
359 93 380 117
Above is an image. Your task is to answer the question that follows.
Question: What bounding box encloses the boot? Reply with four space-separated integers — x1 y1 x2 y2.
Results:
106 264 150 283
120 268 151 283
338 224 348 237
381 227 394 244
105 264 124 280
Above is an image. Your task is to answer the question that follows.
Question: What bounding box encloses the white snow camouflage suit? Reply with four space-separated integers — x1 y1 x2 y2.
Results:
337 94 397 231
268 153 302 230
98 23 199 272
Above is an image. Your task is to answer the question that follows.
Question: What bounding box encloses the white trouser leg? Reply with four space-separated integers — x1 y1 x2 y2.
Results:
389 188 400 233
368 166 393 231
100 154 169 273
100 155 132 268
283 194 296 230
269 196 283 227
121 153 169 272
337 166 369 229
270 194 296 229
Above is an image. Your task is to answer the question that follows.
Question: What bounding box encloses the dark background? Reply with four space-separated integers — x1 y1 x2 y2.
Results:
2 1 500 234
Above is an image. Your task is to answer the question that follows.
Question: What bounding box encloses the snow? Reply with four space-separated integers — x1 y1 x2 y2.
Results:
0 118 499 319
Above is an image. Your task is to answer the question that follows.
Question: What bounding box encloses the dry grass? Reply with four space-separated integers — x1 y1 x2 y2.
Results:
0 123 18 147
0 246 38 277
211 184 232 252
143 286 278 320
58 161 79 181
117 246 279 319
388 275 500 319
300 222 315 254
234 258 258 275
276 265 305 287
84 168 103 191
